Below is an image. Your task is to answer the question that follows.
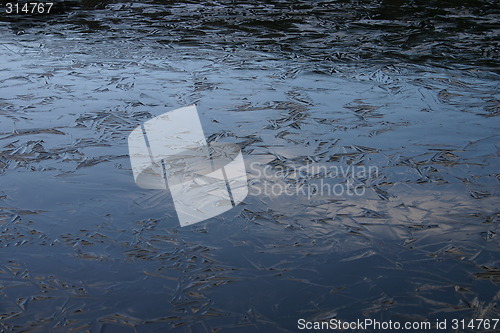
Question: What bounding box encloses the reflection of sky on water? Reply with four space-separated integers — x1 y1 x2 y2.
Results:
0 1 498 331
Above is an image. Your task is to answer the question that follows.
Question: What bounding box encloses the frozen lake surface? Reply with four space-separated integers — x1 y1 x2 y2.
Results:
0 1 499 331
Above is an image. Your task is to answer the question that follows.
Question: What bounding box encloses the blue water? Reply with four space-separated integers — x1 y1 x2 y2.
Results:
0 1 499 332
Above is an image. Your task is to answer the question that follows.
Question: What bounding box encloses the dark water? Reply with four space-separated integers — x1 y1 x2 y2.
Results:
0 1 499 332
